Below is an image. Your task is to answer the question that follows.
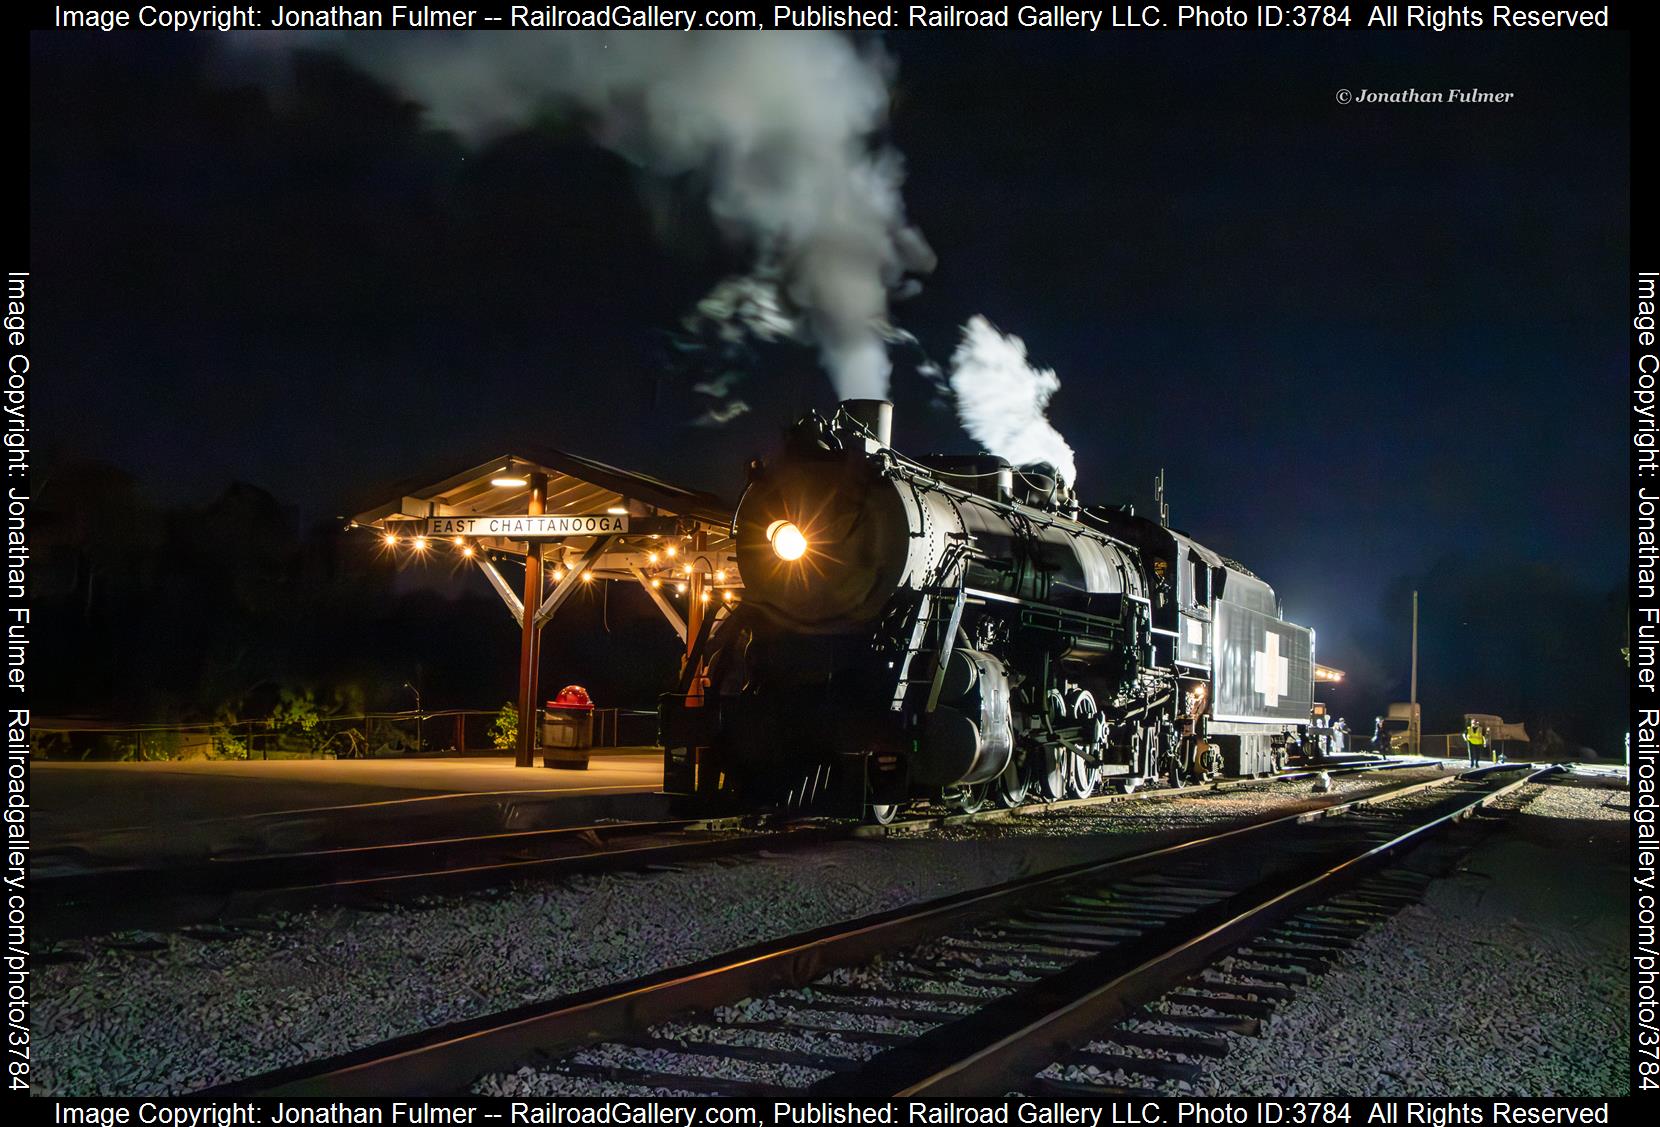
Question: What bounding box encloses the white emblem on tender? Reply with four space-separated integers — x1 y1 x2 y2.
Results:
1254 632 1290 708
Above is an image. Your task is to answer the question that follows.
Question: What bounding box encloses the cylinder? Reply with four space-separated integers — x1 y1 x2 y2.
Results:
840 399 893 448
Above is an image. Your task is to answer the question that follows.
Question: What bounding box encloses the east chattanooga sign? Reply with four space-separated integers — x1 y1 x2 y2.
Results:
410 513 637 538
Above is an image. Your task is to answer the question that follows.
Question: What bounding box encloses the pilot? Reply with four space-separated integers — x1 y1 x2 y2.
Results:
1463 718 1486 767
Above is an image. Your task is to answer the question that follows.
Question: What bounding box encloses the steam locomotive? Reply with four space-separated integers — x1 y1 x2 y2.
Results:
663 399 1319 821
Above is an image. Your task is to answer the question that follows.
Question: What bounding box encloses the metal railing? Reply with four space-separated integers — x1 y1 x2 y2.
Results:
30 706 650 761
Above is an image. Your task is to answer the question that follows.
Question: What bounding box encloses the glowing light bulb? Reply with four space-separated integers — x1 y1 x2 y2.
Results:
714 569 727 582
581 570 594 582
462 546 475 558
665 545 678 558
412 537 428 552
383 533 398 547
766 521 808 562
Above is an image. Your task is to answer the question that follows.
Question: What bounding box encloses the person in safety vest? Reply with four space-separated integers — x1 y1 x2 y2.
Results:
1464 718 1486 767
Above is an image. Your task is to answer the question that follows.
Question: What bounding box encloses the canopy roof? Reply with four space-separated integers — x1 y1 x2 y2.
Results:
352 447 734 533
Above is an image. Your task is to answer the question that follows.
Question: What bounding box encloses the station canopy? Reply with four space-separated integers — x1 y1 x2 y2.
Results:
351 448 739 643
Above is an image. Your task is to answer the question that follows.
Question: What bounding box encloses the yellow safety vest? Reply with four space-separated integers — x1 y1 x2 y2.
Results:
1467 727 1485 746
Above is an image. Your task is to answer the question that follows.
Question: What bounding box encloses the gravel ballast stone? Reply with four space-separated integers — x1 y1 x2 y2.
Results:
35 766 1450 1094
1183 775 1629 1097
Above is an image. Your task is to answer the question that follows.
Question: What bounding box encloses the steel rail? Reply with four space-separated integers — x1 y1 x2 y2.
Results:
35 821 846 943
40 758 1415 940
854 755 1418 837
204 762 1517 1097
888 763 1562 1096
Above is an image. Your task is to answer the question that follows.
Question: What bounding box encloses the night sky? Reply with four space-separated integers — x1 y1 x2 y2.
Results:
28 28 1630 744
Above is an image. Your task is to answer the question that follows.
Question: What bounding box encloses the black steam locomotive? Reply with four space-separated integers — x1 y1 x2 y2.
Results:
663 400 1319 821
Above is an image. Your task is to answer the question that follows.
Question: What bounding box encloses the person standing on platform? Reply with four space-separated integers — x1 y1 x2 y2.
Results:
1464 718 1486 767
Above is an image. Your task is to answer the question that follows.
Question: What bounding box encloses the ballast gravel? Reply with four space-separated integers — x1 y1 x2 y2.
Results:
1149 775 1626 1098
35 765 1448 1095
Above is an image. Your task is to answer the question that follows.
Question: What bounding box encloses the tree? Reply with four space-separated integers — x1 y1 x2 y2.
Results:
488 701 518 751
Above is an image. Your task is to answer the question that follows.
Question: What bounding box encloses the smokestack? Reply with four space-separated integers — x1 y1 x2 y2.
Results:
839 399 893 449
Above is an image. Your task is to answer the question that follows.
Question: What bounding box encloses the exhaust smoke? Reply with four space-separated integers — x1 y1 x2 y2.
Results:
948 316 1077 489
238 30 931 401
240 33 1080 487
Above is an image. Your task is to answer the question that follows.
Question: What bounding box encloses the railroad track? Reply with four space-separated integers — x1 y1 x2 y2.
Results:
36 756 1410 942
32 815 841 941
202 760 1548 1098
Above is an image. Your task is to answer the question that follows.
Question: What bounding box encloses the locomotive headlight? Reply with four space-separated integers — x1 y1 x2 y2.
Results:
766 520 808 562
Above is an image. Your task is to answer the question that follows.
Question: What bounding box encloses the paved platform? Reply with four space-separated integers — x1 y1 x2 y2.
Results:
32 751 669 876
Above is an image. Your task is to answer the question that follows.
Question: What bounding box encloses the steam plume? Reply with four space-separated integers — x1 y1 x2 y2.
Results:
949 316 1078 488
240 31 930 399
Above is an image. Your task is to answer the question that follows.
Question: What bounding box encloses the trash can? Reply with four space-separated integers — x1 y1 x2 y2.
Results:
542 684 594 769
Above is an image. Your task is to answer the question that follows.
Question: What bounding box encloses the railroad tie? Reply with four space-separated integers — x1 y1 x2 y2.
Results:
1163 992 1275 1018
1235 947 1331 975
1033 1075 1164 1099
1066 1048 1205 1084
1128 1006 1260 1035
1215 961 1309 986
1106 1028 1230 1058
1195 975 1297 1002
719 1018 909 1045
804 982 994 1007
617 1034 860 1073
555 1058 796 1098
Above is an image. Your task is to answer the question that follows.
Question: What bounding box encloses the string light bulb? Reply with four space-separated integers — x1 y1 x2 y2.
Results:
382 533 398 547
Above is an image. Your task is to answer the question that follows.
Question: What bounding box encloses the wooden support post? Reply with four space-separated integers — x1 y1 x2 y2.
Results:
685 529 708 706
515 472 547 768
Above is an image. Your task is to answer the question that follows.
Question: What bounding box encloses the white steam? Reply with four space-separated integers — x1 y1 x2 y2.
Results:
948 316 1077 488
240 31 930 399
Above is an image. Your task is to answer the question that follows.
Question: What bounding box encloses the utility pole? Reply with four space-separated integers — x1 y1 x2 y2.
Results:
1410 589 1420 758
403 681 422 754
